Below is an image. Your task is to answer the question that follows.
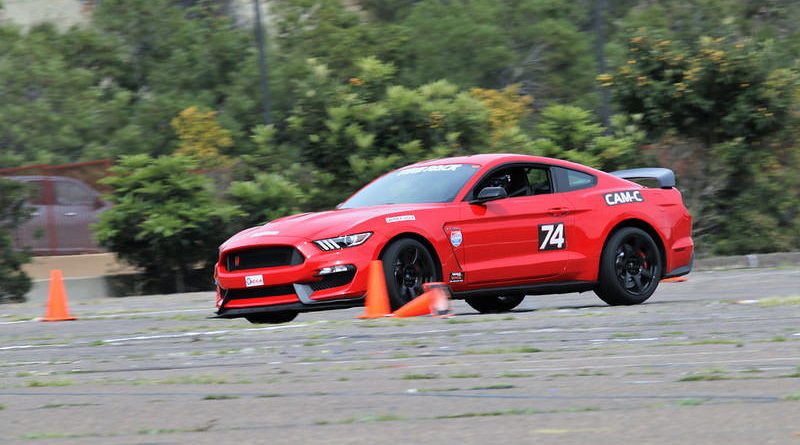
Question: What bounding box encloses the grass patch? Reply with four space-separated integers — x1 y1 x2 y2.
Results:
758 296 800 307
469 384 516 390
26 379 73 387
436 408 543 419
449 372 481 379
781 367 800 378
39 403 99 409
316 414 405 425
299 357 330 363
679 369 730 382
624 370 663 376
257 393 283 398
463 346 541 355
401 373 439 380
612 332 640 338
676 398 705 406
0 404 4 410
138 420 216 435
435 406 597 419
661 331 686 336
1 314 32 322
88 340 105 347
16 371 33 377
337 377 350 382
770 336 787 342
783 393 800 401
124 375 250 385
203 395 239 400
391 352 413 359
575 369 610 377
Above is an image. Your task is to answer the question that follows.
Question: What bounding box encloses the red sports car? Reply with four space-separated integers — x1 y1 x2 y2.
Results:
214 154 693 323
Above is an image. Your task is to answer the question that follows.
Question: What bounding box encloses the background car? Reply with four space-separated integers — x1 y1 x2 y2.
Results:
214 154 693 323
8 175 109 255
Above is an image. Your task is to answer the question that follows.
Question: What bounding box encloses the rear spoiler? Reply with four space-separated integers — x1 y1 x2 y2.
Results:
610 168 675 189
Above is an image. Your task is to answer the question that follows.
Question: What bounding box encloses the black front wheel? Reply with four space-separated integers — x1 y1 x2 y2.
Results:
595 227 662 306
381 238 440 310
465 295 525 313
245 311 299 324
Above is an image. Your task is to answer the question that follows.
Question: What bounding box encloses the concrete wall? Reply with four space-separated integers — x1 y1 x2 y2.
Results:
0 0 92 29
0 0 277 29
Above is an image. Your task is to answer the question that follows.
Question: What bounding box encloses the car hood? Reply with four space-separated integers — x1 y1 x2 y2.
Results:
225 204 441 245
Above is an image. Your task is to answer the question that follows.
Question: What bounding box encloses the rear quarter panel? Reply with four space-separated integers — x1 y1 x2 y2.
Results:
565 175 692 282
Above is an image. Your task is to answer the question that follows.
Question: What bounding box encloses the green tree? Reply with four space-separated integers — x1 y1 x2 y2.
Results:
0 178 32 302
604 27 799 253
528 105 642 171
95 155 242 292
0 24 129 166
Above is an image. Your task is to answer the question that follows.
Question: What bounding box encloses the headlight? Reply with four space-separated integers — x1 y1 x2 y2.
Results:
314 232 372 251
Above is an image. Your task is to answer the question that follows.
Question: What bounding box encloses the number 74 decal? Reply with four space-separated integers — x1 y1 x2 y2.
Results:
538 223 566 250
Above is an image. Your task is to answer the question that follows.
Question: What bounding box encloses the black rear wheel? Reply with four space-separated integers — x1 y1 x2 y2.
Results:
595 227 662 305
245 311 299 324
381 238 440 310
465 295 525 313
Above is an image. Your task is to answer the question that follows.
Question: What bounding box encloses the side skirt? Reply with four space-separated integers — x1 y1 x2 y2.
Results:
453 281 597 299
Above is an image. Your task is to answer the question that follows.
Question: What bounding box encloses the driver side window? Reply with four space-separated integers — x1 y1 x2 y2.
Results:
474 165 553 198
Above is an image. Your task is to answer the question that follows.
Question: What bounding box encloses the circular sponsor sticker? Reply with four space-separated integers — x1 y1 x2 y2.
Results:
450 230 463 247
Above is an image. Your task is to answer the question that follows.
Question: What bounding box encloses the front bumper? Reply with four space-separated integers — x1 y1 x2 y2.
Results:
215 235 374 315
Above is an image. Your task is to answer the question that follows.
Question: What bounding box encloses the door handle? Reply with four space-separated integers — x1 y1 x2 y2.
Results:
63 212 78 217
547 207 570 217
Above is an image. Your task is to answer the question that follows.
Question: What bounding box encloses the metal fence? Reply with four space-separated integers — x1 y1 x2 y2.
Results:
0 160 113 256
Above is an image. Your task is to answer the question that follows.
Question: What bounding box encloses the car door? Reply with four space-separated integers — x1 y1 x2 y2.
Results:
452 164 575 287
52 178 104 253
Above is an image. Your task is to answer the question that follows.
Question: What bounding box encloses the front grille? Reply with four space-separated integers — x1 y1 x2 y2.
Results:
307 270 357 291
224 285 296 300
225 246 304 271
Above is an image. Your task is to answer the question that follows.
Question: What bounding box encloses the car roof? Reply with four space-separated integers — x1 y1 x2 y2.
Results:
403 153 605 174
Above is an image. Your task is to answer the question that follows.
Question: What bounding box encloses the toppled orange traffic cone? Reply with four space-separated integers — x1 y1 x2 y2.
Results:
661 276 688 283
392 282 452 318
41 269 76 322
391 291 432 318
357 260 392 319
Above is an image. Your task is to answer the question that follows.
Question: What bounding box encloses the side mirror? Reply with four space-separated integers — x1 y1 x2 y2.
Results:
470 186 507 205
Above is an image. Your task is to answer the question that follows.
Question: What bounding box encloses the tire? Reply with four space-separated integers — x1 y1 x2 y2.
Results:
245 311 299 324
381 238 440 310
465 295 525 313
594 227 662 306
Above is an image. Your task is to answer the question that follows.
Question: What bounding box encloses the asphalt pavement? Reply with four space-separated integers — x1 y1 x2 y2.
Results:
1 267 799 444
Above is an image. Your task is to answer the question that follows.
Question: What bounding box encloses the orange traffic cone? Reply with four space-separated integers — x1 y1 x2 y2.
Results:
357 260 392 319
391 290 433 318
41 270 76 322
392 283 452 318
661 276 688 283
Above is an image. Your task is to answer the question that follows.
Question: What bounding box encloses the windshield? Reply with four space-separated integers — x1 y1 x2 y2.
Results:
340 164 480 208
